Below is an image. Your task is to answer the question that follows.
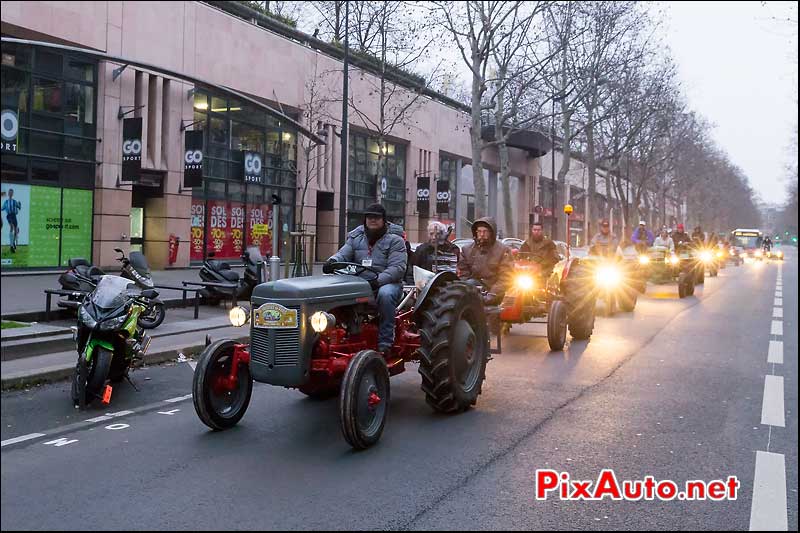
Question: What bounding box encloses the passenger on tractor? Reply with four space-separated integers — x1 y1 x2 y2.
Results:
414 220 460 272
520 221 561 273
653 227 676 253
589 219 620 257
672 223 692 248
324 203 408 353
457 217 514 304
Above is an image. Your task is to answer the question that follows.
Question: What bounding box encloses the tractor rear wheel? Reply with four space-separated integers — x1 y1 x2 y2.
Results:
563 263 596 340
417 282 489 413
339 349 390 450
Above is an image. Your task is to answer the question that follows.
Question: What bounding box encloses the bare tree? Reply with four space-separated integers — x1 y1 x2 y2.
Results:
431 0 545 219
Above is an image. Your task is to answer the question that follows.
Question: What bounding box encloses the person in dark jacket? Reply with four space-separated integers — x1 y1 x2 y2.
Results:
520 221 561 275
672 223 692 249
413 220 460 272
325 203 407 352
457 217 514 303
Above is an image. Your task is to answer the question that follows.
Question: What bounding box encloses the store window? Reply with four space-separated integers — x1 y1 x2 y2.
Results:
439 155 459 224
1 43 97 269
347 132 406 231
188 89 298 263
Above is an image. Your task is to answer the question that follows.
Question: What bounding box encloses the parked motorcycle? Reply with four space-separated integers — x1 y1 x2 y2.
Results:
115 248 165 329
71 275 154 408
198 246 266 304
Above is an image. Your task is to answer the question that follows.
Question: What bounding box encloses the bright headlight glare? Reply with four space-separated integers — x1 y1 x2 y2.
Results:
669 255 680 265
595 265 622 287
310 311 335 333
700 251 713 262
716 251 723 258
229 305 250 327
514 274 535 291
777 251 783 257
755 250 763 257
638 255 650 265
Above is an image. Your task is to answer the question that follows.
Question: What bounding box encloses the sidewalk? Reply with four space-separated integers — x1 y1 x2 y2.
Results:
1 263 325 317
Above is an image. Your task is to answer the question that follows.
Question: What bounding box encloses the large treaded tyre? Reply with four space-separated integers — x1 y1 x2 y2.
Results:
618 287 637 312
417 282 490 413
563 263 596 340
193 339 253 430
547 300 568 351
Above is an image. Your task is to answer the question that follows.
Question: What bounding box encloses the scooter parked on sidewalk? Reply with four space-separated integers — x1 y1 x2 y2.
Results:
198 246 267 305
57 258 105 310
71 275 153 408
115 248 166 329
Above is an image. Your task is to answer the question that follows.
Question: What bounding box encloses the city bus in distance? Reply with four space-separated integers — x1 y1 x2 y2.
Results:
731 228 763 259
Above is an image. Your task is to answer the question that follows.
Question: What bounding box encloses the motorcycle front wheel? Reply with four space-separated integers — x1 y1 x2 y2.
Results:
71 347 113 407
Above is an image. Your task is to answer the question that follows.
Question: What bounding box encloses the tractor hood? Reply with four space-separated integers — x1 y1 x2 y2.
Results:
252 275 373 304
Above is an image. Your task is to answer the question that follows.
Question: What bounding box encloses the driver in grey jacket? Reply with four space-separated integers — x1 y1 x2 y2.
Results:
324 203 407 353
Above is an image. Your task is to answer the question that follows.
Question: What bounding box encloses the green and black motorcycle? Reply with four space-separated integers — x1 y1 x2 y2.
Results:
71 275 154 408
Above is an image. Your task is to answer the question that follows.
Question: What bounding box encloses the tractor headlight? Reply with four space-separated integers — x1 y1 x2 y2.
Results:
514 273 535 291
700 251 713 263
229 305 251 327
716 251 724 258
776 250 783 257
638 255 650 265
755 250 763 258
669 255 680 265
595 265 622 288
310 311 336 333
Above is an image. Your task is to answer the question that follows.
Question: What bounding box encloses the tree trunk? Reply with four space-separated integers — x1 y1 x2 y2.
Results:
471 51 486 219
494 67 514 236
586 106 597 238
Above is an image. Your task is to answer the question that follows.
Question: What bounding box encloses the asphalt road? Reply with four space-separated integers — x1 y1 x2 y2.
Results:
1 252 796 531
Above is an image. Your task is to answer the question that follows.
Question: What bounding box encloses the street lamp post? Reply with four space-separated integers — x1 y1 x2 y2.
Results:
337 0 350 246
550 96 557 240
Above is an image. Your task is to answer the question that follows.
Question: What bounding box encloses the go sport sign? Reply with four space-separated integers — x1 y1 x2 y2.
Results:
417 176 430 217
243 151 263 184
121 117 143 182
436 179 451 214
1 109 19 154
183 130 204 188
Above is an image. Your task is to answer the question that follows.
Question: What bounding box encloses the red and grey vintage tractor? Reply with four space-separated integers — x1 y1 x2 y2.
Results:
496 252 597 351
192 263 496 450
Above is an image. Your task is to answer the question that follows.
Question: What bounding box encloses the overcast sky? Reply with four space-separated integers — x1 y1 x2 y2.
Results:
660 1 798 205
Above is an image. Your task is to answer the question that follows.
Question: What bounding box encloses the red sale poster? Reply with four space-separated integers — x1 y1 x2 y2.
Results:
190 199 205 261
208 199 235 258
247 203 273 257
230 201 245 257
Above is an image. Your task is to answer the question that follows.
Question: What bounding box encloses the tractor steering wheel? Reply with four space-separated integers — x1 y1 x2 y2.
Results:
327 261 381 280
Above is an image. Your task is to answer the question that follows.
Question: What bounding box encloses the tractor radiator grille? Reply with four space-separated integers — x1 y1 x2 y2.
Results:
251 314 302 368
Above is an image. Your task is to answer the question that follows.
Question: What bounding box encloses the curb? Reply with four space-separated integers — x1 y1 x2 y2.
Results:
0 334 250 391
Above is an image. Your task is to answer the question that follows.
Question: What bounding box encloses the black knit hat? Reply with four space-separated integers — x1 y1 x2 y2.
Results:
364 203 386 220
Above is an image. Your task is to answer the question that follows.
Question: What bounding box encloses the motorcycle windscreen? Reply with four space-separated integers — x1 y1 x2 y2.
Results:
90 275 137 309
128 251 151 276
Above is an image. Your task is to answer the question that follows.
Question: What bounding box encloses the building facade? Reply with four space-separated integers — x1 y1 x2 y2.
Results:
1 0 546 270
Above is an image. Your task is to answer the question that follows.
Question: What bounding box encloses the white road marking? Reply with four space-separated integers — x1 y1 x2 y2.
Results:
749 451 788 531
774 298 782 306
158 409 180 416
1 433 46 447
761 375 785 428
43 438 78 447
771 321 783 336
85 410 134 423
164 394 192 403
773 308 783 318
768 341 784 365
104 423 130 430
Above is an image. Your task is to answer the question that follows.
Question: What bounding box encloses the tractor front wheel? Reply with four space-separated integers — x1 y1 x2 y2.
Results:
339 349 390 450
193 339 253 431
